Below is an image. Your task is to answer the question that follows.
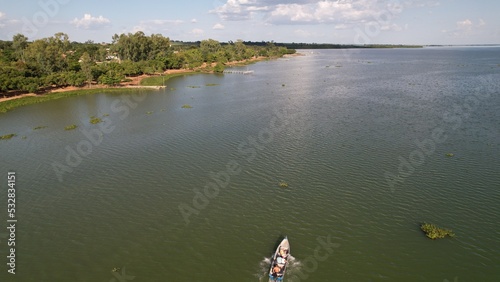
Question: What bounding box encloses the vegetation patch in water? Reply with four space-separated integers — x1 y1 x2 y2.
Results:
65 124 78 130
33 126 48 130
186 85 201 88
89 116 102 124
1 133 16 140
205 83 219 86
420 223 455 239
445 153 454 157
181 104 193 109
146 111 153 114
278 180 288 188
0 88 154 114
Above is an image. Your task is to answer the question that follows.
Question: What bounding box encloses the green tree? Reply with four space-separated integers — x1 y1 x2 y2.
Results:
12 34 28 62
99 70 123 86
200 39 221 62
80 52 93 87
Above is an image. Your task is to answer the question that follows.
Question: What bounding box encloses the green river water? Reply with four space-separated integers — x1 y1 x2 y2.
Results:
0 48 499 281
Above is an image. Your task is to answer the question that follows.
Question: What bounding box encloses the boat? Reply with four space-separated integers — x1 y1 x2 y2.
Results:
268 237 290 282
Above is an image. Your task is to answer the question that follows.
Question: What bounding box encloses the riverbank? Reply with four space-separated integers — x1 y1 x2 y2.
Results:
0 68 206 113
0 55 292 113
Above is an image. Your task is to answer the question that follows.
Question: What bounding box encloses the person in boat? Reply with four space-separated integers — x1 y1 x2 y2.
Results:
279 248 288 258
277 255 287 266
272 264 281 277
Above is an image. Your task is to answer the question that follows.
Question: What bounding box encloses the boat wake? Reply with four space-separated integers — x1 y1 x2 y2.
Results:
254 257 272 281
255 255 302 281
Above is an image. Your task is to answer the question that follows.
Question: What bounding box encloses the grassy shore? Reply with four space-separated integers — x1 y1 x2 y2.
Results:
140 72 199 86
0 88 155 113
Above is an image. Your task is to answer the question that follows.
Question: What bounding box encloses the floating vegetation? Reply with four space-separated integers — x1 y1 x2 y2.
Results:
33 126 48 130
335 65 342 67
205 83 219 86
89 116 102 124
21 136 27 139
186 85 201 88
282 84 286 87
65 124 77 130
170 87 176 91
445 153 454 157
420 223 455 239
103 113 109 117
1 133 16 140
278 180 288 188
146 111 153 114
112 267 120 272
161 109 166 112
181 104 193 109
325 65 330 68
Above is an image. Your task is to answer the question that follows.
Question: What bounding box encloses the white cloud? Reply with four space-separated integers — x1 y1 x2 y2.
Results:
210 0 426 27
211 0 270 21
71 14 111 30
0 11 20 32
213 23 225 30
444 18 487 38
456 19 472 31
0 11 6 28
131 19 183 34
190 28 204 36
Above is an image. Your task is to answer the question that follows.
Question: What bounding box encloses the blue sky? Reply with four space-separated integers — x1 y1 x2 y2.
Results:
0 0 499 44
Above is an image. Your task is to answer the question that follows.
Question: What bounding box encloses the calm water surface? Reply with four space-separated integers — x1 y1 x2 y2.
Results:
1 48 500 281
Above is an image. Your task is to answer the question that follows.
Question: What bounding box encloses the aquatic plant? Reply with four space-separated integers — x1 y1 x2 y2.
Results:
181 104 193 109
282 84 285 87
186 85 201 88
445 153 454 157
420 223 455 239
205 83 219 86
89 116 102 124
1 133 16 140
0 88 154 114
21 136 27 139
65 124 78 130
33 126 48 130
146 111 153 114
278 181 288 188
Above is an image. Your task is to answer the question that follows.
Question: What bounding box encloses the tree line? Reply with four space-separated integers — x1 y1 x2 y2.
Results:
0 32 295 94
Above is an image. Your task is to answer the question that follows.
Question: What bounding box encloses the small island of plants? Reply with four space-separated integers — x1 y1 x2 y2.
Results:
64 124 78 130
278 180 288 188
420 223 455 239
1 133 16 140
